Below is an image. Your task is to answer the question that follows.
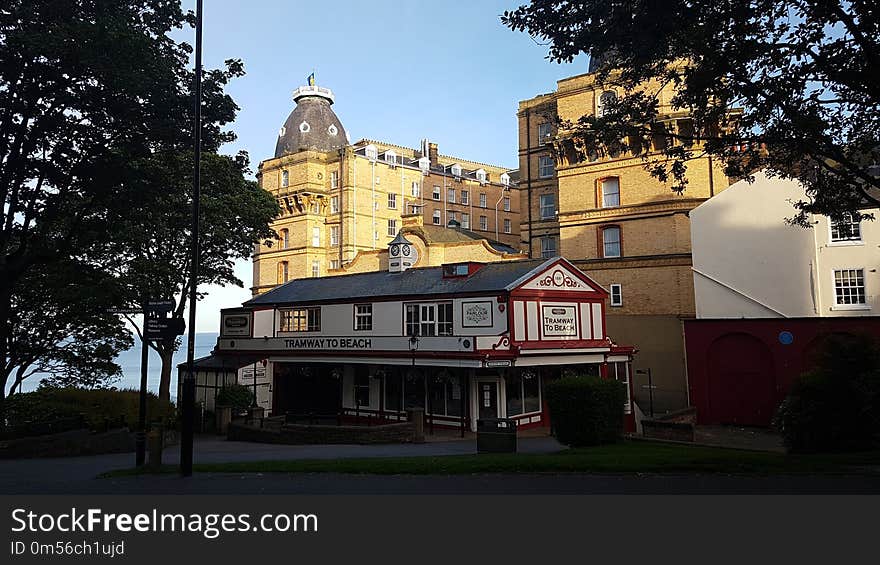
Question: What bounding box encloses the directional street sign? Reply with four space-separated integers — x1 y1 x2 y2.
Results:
145 317 186 340
106 307 143 315
145 300 175 314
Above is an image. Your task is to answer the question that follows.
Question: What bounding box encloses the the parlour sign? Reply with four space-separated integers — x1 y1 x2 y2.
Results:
462 301 493 328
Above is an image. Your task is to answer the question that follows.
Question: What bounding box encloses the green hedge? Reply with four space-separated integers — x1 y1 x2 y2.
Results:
4 387 176 432
545 375 627 447
215 384 254 412
774 334 880 453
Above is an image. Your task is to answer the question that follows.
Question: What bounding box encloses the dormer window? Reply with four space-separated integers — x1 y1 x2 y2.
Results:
500 172 510 187
299 121 311 133
475 169 487 185
384 150 397 167
451 164 462 179
443 264 470 277
365 144 378 161
328 124 338 136
418 156 430 175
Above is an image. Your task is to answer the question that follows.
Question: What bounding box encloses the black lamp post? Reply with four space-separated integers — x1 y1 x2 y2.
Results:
180 0 203 477
635 368 654 417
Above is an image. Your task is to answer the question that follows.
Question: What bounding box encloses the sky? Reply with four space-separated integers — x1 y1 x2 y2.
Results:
189 0 589 332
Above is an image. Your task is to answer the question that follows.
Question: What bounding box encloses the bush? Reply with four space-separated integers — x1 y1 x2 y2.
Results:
215 384 254 412
544 374 627 447
774 334 880 453
4 386 176 432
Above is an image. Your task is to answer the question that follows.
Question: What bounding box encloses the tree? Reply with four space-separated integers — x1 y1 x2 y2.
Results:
0 1 259 415
117 149 277 401
502 1 880 224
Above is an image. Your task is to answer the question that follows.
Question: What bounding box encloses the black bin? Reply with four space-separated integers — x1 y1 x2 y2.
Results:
476 418 517 453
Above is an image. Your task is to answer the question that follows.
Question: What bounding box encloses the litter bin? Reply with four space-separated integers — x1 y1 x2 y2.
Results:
476 418 516 453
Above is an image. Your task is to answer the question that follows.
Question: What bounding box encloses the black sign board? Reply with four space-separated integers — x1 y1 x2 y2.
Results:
145 317 186 340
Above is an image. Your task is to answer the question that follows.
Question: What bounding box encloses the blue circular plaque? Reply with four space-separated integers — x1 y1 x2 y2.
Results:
778 331 794 345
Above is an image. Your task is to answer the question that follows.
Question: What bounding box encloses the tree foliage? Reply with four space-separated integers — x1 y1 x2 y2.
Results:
502 1 880 223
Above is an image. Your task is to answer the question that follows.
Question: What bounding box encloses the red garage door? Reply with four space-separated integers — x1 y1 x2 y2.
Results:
707 333 776 426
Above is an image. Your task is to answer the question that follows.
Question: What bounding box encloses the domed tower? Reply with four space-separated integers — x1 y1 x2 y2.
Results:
274 85 349 157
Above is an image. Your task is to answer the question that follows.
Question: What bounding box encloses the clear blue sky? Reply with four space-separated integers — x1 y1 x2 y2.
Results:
190 0 590 331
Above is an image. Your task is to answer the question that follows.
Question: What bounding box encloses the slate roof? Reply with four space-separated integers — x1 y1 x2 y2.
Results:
245 258 553 307
275 94 348 157
406 225 520 254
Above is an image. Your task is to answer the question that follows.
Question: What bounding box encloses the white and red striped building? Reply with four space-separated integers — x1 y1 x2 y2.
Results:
211 239 636 433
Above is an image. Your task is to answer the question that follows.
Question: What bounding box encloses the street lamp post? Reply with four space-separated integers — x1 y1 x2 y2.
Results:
180 0 203 478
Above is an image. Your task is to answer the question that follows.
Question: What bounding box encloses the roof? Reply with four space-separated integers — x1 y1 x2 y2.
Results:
405 225 520 254
177 354 266 370
275 88 348 157
245 258 554 306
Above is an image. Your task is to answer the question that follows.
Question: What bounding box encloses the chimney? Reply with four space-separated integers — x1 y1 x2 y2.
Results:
428 142 439 167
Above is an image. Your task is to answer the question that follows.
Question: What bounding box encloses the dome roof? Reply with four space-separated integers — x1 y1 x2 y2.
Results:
274 86 348 158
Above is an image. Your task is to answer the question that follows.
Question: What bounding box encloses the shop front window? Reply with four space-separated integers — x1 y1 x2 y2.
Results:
505 370 542 416
404 369 425 409
428 372 462 417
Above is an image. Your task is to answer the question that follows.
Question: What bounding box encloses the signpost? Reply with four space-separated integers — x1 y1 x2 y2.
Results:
106 300 183 467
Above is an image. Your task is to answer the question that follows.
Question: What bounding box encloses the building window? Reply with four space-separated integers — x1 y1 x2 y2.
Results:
479 193 487 208
329 259 340 270
505 371 542 416
461 190 469 205
479 215 488 231
500 172 510 186
432 210 441 225
601 177 620 208
277 261 289 284
281 170 289 187
597 90 617 117
602 226 621 258
312 227 320 247
330 195 339 214
447 188 455 203
384 150 397 166
451 164 462 179
387 219 397 237
280 307 321 332
503 218 511 234
330 225 339 246
365 144 378 161
355 371 370 407
610 284 623 306
330 170 338 189
476 169 487 184
411 181 420 197
311 201 321 214
311 260 320 278
830 213 862 242
405 303 453 337
538 122 552 142
354 304 372 331
538 156 554 179
461 213 470 229
834 269 866 306
539 193 555 219
432 186 441 200
610 362 631 413
541 237 556 259
388 192 397 209
503 196 511 212
279 228 289 249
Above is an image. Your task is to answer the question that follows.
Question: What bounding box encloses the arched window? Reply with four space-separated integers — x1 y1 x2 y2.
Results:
601 177 620 208
281 170 289 187
602 226 621 258
597 90 617 117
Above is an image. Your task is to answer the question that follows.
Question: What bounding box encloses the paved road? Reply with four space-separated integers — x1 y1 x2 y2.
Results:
2 436 879 494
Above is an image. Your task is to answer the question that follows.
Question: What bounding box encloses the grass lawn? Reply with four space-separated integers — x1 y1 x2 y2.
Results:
101 440 880 478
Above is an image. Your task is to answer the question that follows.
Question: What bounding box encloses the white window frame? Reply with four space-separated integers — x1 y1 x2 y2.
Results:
538 156 554 179
831 268 869 310
387 219 397 237
311 227 320 247
539 194 556 220
330 225 339 247
432 186 441 200
329 259 340 270
447 187 456 203
538 122 552 142
432 210 441 225
411 181 421 197
479 215 488 231
610 284 623 306
603 226 621 258
828 213 863 245
503 196 511 212
330 170 339 189
460 190 469 205
281 170 289 188
479 193 487 208
601 177 620 208
311 260 320 278
388 192 397 209
461 213 470 229
280 307 321 332
541 236 556 259
503 218 511 234
330 195 339 214
404 302 453 337
354 304 373 331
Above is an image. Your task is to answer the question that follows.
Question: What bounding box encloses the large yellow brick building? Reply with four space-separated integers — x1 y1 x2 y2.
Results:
254 84 520 295
518 61 730 411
